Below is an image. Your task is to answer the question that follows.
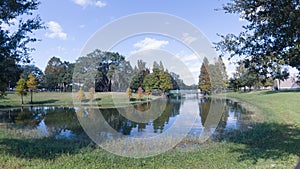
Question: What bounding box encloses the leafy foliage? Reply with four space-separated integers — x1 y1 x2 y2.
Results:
74 50 132 92
15 77 27 105
143 74 159 90
0 0 43 95
26 73 38 103
198 57 211 95
137 86 143 100
159 71 173 93
43 57 65 91
76 87 85 101
216 0 300 79
21 65 44 83
88 87 95 100
125 87 132 99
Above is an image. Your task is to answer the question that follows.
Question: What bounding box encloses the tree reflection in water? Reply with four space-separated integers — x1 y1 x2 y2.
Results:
0 97 253 141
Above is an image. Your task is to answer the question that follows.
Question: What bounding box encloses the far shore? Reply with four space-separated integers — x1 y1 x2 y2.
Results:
0 91 163 108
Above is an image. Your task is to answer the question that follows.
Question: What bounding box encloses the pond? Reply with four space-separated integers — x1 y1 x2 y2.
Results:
0 97 253 142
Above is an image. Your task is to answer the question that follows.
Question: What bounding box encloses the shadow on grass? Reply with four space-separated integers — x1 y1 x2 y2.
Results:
224 122 300 164
31 99 59 105
259 89 300 95
0 137 94 160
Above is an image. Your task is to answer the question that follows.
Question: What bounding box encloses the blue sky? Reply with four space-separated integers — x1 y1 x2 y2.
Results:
28 0 247 83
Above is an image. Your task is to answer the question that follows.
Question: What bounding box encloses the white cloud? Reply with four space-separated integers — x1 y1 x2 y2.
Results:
182 33 197 45
131 38 169 54
181 54 200 62
95 1 106 7
72 0 106 8
45 21 67 40
79 24 86 29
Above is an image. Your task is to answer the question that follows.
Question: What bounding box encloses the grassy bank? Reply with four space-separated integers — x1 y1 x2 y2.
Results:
0 92 160 108
0 90 299 168
225 90 300 126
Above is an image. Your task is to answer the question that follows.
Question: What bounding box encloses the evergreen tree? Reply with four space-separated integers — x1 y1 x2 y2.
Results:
143 74 159 90
43 56 65 91
209 57 228 93
198 57 211 95
218 57 229 87
159 71 173 93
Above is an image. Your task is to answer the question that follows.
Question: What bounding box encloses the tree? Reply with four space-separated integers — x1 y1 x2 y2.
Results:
0 0 43 96
169 72 186 90
232 63 263 91
43 57 65 91
74 50 132 92
198 57 211 95
209 57 228 93
58 62 74 92
218 57 229 88
137 86 143 100
159 71 173 93
21 65 44 85
216 0 300 80
145 86 151 101
125 87 132 100
143 74 159 90
76 87 85 101
130 69 149 91
26 73 38 104
130 60 149 91
88 87 95 100
15 78 27 105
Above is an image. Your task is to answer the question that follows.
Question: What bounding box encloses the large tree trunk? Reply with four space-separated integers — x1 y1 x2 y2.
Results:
30 90 33 104
63 83 66 92
21 95 24 105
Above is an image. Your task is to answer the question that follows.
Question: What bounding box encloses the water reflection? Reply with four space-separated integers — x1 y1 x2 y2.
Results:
0 107 84 140
0 97 253 140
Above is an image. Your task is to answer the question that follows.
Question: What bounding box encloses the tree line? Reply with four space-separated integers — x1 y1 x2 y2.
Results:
2 0 299 100
198 56 228 95
14 48 194 104
72 49 190 95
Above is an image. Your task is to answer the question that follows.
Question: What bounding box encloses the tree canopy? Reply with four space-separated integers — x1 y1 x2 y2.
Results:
15 77 27 105
0 0 43 96
43 56 65 91
73 50 132 92
216 0 300 80
198 57 211 94
26 73 38 103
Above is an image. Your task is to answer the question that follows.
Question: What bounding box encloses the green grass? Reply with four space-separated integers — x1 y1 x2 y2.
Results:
225 90 300 126
0 92 74 107
0 90 299 168
0 92 160 108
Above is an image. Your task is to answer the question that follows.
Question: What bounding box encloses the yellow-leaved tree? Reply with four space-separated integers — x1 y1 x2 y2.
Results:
15 78 27 105
26 73 38 104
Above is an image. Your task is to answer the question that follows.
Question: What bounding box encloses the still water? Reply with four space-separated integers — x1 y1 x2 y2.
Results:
0 97 253 141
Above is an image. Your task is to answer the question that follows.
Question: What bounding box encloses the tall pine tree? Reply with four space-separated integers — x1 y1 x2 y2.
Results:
198 57 211 95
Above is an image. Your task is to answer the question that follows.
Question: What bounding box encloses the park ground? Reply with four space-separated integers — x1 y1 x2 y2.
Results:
0 90 299 168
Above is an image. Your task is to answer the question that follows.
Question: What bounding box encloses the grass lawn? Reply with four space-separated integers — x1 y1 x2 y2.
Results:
225 90 300 126
0 92 160 108
0 90 299 168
